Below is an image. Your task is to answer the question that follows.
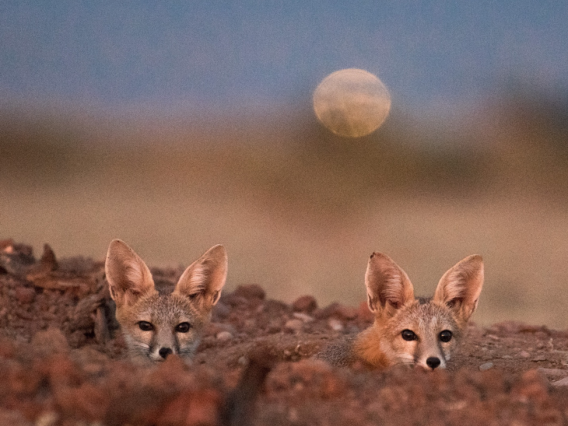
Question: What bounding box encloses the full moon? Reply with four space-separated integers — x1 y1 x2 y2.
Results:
313 68 391 138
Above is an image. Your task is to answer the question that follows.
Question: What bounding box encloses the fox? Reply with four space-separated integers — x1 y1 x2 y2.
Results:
105 239 227 364
318 252 484 371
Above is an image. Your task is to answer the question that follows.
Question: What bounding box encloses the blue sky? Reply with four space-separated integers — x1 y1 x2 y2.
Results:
1 1 567 115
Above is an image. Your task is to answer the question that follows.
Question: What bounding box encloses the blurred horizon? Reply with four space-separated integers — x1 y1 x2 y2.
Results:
3 86 568 328
2 2 568 328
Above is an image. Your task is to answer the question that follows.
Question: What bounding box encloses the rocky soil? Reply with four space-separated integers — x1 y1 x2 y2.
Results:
1 240 568 425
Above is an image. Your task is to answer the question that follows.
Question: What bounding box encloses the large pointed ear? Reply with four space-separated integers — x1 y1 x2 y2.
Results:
173 245 228 312
105 239 156 308
433 255 484 325
365 252 415 317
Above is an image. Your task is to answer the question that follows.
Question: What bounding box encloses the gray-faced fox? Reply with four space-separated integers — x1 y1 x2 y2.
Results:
105 239 227 364
318 252 484 370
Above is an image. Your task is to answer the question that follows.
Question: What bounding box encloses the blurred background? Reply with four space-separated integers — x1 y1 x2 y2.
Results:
2 1 568 327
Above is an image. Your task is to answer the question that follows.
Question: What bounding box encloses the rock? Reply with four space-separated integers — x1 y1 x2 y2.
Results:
536 368 568 379
284 319 303 332
335 305 358 320
531 354 547 362
479 362 494 371
551 376 568 387
212 301 230 320
315 303 357 320
292 295 318 313
328 318 344 332
293 312 314 323
519 350 531 358
40 244 58 271
233 284 266 300
14 287 35 304
30 327 70 356
216 331 233 342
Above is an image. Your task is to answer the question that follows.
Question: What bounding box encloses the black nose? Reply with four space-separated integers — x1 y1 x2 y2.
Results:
426 357 441 369
159 347 173 359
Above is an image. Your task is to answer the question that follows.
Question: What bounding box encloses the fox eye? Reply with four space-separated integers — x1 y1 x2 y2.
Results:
401 329 417 341
175 322 191 333
439 330 453 342
138 321 154 331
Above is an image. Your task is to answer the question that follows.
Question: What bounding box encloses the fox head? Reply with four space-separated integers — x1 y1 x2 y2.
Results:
105 239 227 364
360 253 483 371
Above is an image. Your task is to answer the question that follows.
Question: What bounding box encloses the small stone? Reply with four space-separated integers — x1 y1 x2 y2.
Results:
31 327 70 356
537 367 568 379
293 312 314 323
15 286 35 304
216 331 233 342
328 318 344 332
531 354 547 362
292 295 318 313
551 376 568 387
284 319 303 332
232 284 265 300
501 355 513 359
238 356 248 366
519 350 531 358
335 305 358 320
212 302 230 320
479 362 494 371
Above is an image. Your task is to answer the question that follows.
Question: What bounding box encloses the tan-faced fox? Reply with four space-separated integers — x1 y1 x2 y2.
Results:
105 239 227 364
318 252 484 371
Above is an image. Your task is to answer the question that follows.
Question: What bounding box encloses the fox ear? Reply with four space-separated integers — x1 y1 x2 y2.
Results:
365 252 415 317
173 245 228 312
105 239 156 308
433 255 484 325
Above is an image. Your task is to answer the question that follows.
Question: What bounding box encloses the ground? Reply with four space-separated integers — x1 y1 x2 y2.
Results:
1 240 568 425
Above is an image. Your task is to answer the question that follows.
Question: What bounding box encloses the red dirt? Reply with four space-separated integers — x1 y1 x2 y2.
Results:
1 240 568 425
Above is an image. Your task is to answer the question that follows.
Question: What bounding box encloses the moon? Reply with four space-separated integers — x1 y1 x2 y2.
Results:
313 68 391 138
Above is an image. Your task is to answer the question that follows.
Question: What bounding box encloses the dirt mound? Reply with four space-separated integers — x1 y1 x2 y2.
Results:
1 240 568 425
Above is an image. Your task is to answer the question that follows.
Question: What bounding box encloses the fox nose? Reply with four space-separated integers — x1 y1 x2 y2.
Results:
159 347 173 359
426 357 441 370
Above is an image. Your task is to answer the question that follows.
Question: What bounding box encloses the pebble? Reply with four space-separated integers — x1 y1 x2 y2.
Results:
536 367 568 379
31 327 69 355
531 354 547 362
335 305 358 320
479 362 494 371
212 302 230 320
328 318 344 332
293 312 314 323
284 319 304 332
292 295 318 313
216 331 233 342
232 284 266 300
519 350 531 358
15 287 35 304
551 376 568 387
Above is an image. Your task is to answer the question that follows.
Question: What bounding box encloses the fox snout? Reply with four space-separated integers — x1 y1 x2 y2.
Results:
159 347 173 359
416 354 446 371
426 357 441 370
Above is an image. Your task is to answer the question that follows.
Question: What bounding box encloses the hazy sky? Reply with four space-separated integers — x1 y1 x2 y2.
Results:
1 1 567 115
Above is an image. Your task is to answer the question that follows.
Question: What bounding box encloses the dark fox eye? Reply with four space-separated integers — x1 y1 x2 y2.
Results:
175 322 191 333
439 330 453 342
138 321 154 331
401 329 417 341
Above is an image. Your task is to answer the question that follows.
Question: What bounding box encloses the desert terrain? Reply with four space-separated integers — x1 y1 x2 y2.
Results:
2 239 568 425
